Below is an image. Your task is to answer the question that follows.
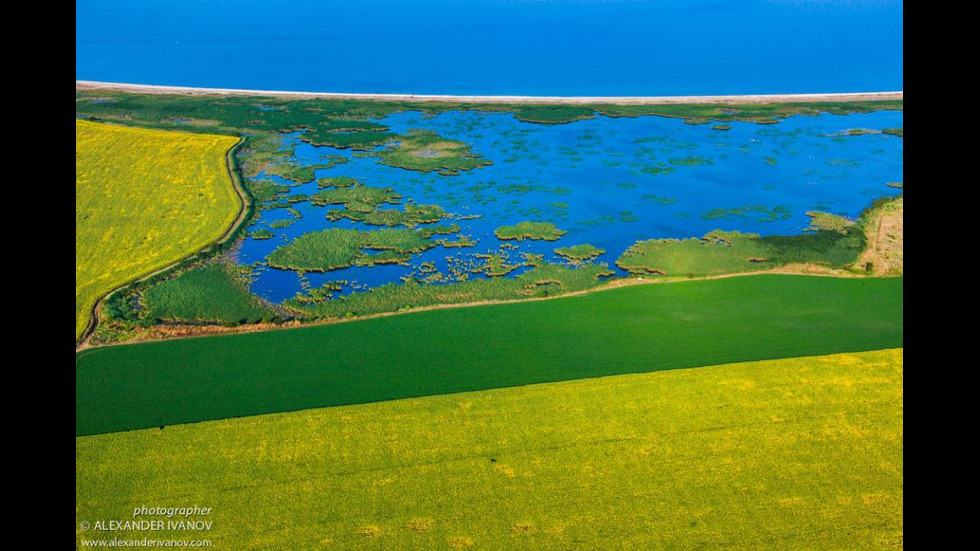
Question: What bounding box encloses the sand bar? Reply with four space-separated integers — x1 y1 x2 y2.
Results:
77 80 903 105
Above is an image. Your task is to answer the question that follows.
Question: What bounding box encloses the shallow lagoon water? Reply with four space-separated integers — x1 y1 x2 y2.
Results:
76 0 903 95
238 110 903 303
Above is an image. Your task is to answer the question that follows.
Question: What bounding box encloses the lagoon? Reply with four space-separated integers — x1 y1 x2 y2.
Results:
238 109 903 303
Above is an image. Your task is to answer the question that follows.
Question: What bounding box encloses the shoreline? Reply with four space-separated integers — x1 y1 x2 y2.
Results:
76 80 903 105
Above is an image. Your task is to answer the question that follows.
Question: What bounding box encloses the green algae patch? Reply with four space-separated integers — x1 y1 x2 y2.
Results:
669 155 712 167
642 194 678 205
495 221 567 242
372 130 492 175
267 228 435 272
701 205 792 223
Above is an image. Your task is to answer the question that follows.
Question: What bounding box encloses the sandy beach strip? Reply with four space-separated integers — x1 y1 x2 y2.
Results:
77 81 902 106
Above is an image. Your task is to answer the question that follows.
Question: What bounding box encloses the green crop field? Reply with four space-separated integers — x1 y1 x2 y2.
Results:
76 275 903 436
75 120 242 340
76 348 904 549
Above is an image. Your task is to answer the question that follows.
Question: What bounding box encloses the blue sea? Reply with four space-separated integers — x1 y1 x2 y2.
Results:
76 0 903 96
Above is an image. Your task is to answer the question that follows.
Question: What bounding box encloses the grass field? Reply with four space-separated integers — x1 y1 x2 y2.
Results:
75 120 241 340
76 348 904 549
76 275 903 436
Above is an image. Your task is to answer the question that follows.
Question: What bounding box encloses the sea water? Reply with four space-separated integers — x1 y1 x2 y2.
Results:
76 0 903 96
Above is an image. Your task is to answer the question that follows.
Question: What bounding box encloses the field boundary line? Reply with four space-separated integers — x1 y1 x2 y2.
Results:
76 134 253 351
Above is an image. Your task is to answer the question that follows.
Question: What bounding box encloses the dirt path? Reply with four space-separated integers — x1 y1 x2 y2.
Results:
858 197 904 276
76 137 252 351
77 80 903 106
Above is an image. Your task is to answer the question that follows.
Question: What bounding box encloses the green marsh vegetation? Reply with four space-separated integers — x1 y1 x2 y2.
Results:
76 349 903 549
554 244 605 263
805 211 855 232
471 251 523 277
495 221 567 241
77 90 901 131
507 105 597 124
261 160 320 183
268 218 296 229
417 223 460 238
287 261 610 319
372 130 492 175
244 180 289 203
75 275 903 435
249 229 275 240
436 234 478 248
327 204 449 228
141 263 277 325
617 208 868 277
317 176 359 188
76 92 902 147
298 119 391 148
309 183 403 211
302 130 396 150
266 228 435 272
592 100 904 125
